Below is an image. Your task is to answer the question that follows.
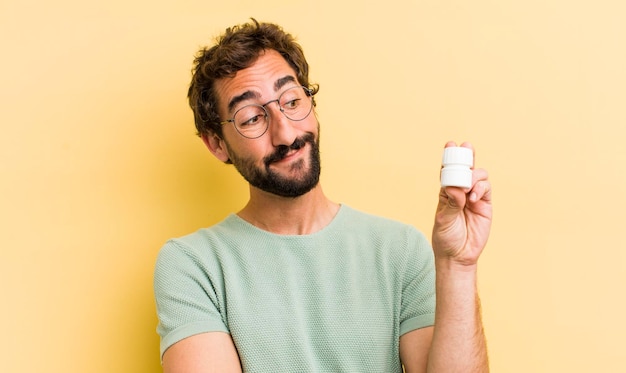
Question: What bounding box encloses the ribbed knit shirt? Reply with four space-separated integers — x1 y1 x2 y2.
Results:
154 205 435 372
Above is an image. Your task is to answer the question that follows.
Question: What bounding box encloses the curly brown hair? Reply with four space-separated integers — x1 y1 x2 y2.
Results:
188 19 319 138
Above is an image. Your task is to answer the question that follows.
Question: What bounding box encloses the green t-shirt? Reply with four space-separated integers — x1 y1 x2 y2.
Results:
154 205 435 372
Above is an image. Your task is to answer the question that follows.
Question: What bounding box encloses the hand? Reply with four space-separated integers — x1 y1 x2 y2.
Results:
432 142 492 267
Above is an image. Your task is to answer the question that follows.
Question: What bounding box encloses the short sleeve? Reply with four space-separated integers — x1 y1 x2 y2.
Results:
153 240 229 360
399 228 436 335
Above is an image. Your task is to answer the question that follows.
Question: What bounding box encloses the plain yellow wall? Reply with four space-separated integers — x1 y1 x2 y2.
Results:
1 0 625 371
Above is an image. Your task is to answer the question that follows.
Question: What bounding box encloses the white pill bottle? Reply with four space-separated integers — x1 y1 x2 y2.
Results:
441 147 473 188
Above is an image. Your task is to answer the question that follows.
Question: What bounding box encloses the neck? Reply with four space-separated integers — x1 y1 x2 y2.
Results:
237 184 339 235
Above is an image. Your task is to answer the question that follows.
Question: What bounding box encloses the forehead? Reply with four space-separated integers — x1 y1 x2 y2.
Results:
215 50 299 114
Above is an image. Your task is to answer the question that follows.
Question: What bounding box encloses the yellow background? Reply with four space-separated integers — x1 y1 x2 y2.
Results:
1 0 624 372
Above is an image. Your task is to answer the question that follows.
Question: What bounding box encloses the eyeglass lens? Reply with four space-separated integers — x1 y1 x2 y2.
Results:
232 86 312 138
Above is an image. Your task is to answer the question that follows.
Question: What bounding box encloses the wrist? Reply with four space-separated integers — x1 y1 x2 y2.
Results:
435 256 479 275
434 257 480 304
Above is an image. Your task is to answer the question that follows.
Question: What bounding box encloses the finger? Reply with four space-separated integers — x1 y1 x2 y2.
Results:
469 180 492 203
445 141 474 149
471 168 489 184
469 168 489 202
459 141 474 150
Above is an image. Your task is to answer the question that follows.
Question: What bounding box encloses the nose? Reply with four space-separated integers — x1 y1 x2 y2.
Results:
265 102 297 147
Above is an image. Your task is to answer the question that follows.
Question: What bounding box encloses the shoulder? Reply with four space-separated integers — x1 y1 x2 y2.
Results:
331 206 432 268
338 205 428 241
154 215 240 276
157 214 245 259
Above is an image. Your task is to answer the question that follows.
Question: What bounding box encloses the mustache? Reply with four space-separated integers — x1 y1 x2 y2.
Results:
264 133 316 165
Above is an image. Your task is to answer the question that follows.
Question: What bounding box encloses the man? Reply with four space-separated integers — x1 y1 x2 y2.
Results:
154 19 492 373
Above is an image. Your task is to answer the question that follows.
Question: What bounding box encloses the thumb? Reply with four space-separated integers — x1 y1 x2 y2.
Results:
442 186 467 210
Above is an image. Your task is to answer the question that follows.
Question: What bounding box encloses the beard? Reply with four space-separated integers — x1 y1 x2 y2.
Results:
227 132 321 198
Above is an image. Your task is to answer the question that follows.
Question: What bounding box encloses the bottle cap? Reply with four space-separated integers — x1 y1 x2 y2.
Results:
441 147 473 188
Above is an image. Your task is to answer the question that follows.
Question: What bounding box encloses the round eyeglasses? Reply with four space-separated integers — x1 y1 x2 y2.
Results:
220 86 314 139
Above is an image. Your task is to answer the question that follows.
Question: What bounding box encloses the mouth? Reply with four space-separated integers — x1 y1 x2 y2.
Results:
267 146 306 171
280 146 304 161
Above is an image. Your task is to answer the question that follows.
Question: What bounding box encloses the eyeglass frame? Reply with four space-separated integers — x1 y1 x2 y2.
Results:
219 85 315 139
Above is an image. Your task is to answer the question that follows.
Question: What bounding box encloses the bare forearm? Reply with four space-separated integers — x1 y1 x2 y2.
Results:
427 259 489 372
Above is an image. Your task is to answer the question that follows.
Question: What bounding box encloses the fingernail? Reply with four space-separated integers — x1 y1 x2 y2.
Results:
470 192 477 202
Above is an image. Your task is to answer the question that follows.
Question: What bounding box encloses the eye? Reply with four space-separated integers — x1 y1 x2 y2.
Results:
234 105 266 128
282 98 301 110
240 114 265 127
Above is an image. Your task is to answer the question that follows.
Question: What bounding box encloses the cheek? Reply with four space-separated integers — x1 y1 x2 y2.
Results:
303 114 320 133
224 137 271 162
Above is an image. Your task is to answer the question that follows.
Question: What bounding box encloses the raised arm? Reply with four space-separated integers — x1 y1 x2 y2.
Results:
429 141 491 372
402 142 492 373
162 332 243 373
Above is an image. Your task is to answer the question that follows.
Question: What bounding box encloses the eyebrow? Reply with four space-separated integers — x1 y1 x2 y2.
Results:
226 75 298 113
274 75 296 91
227 90 261 113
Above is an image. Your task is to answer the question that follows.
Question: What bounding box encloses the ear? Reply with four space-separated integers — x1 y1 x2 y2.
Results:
201 132 231 163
